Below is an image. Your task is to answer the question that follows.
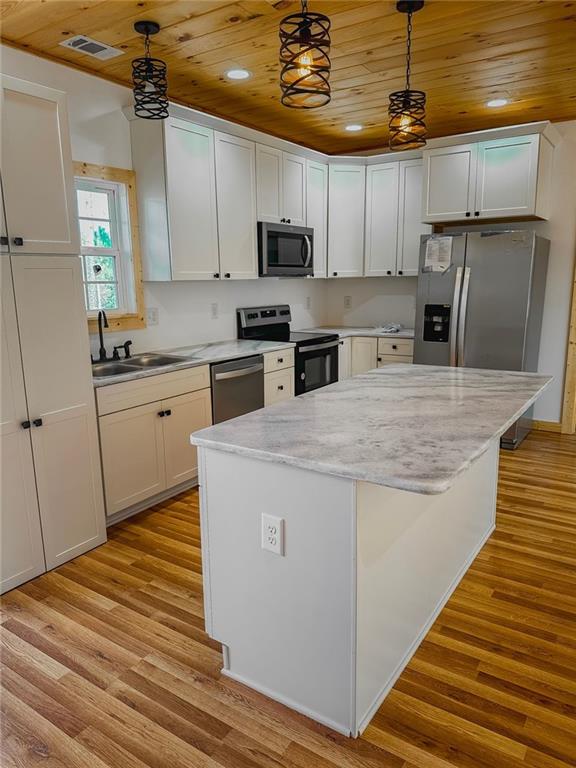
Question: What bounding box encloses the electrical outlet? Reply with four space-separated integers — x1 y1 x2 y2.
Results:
306 295 311 310
211 302 219 320
146 307 159 325
261 513 284 556
344 295 352 309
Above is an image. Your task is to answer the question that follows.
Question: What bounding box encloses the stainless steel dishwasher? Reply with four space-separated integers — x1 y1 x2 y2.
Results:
210 355 264 424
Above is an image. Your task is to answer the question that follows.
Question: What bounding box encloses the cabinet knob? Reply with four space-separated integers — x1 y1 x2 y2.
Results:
0 236 8 247
21 420 31 430
474 211 480 217
13 237 24 246
278 357 283 363
213 273 220 278
224 273 231 278
377 357 382 362
280 218 285 223
32 418 43 427
333 271 338 277
278 385 284 391
287 219 291 224
158 410 165 417
164 409 172 416
398 270 403 276
386 270 392 275
392 344 397 350
465 212 471 217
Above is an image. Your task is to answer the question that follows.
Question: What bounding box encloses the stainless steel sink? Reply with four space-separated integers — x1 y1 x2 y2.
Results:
92 362 143 377
128 353 188 367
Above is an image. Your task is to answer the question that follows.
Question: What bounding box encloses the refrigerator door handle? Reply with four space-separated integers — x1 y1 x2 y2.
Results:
449 267 464 366
458 267 472 367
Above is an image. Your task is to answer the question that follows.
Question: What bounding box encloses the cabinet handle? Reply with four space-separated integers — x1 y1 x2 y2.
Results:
213 273 220 278
32 418 43 427
377 357 382 362
158 410 165 417
21 420 31 429
13 237 24 246
224 273 231 278
278 385 284 391
0 236 8 246
164 409 172 416
333 271 338 277
474 211 480 217
386 270 392 275
465 212 471 217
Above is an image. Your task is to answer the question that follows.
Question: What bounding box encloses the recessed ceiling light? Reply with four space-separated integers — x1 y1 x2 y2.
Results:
486 98 508 108
345 124 363 132
225 68 251 81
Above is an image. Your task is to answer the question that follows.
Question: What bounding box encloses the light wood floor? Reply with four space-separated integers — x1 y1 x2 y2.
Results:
1 430 575 767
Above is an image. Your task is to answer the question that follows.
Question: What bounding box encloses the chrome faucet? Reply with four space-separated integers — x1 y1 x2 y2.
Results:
97 310 109 361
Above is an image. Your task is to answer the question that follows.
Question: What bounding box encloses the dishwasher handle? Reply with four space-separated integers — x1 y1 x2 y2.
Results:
214 363 264 381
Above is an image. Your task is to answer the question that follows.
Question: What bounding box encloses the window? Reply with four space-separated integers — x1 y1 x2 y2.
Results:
74 162 146 333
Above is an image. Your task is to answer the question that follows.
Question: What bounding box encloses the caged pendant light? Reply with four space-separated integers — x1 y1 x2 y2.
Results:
132 20 169 120
388 0 427 150
279 0 331 109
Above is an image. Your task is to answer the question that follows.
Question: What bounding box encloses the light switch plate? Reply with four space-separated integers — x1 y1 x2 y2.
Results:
146 307 159 326
261 513 284 556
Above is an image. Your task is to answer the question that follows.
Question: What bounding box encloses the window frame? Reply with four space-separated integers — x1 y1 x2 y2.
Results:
74 162 146 333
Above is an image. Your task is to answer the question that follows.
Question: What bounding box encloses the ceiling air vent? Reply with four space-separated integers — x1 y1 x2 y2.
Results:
59 35 124 61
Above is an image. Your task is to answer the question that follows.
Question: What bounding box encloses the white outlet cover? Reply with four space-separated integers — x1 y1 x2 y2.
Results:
344 295 352 309
261 513 284 556
146 307 159 325
211 302 219 319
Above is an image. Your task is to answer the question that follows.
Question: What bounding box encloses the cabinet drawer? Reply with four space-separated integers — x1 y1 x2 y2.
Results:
264 368 294 406
264 348 294 373
377 354 413 367
377 338 414 356
96 365 210 416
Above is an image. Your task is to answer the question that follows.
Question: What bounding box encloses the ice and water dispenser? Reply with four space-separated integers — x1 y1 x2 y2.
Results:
423 305 451 343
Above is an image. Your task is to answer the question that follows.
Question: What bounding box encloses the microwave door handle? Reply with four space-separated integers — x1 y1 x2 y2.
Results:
303 235 312 267
449 267 463 367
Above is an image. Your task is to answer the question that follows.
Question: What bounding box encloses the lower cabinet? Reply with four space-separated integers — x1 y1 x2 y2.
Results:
377 338 414 367
338 338 352 380
97 372 212 516
264 367 294 406
351 337 378 376
349 336 414 376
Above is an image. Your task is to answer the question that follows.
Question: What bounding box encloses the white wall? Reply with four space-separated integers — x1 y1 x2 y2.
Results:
323 277 417 329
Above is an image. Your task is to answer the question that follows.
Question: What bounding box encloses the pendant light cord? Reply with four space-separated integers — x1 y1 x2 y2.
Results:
405 10 412 91
144 32 151 59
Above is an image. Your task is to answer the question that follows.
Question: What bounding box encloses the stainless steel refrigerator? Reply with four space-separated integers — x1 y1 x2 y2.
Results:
414 230 549 449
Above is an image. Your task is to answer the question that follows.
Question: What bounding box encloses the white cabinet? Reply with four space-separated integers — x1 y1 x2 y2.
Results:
377 338 414 367
1 76 79 255
364 163 399 277
1 254 106 593
165 119 220 280
422 134 552 223
97 372 212 515
306 160 328 278
215 132 258 279
256 145 306 226
264 368 294 406
338 338 351 380
351 337 378 376
328 165 366 278
397 160 430 276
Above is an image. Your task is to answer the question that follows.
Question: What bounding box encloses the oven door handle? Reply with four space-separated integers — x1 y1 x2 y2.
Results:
214 364 263 381
301 340 339 353
302 235 312 268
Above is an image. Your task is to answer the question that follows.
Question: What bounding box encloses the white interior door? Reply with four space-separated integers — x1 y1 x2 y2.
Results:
282 152 306 225
11 256 106 568
99 402 167 514
397 159 431 276
364 163 399 277
306 160 328 278
165 119 220 280
422 144 477 222
256 144 283 223
328 165 366 278
163 389 212 489
475 135 539 219
1 76 79 255
0 255 45 593
215 132 258 279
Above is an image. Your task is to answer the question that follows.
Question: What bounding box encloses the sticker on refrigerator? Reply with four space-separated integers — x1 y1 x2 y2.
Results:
423 237 453 273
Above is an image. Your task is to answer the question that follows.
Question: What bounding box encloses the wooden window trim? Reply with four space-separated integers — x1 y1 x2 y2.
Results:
74 162 146 333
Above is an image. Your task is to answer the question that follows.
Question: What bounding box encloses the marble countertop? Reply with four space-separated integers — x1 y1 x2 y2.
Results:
191 365 551 495
301 326 415 339
92 339 295 388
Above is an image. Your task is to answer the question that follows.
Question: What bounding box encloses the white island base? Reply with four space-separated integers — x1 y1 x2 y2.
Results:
198 439 498 737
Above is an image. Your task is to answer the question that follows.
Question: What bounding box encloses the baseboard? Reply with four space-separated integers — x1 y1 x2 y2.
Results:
105 477 198 527
356 522 496 736
532 419 562 433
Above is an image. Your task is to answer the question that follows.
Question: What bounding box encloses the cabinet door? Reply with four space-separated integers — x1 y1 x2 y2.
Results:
422 144 477 222
474 135 540 219
1 255 45 593
351 337 378 376
364 163 399 277
264 368 294 406
328 165 366 278
163 388 212 489
1 76 79 255
11 256 106 568
215 132 258 279
397 159 431 276
100 402 166 514
338 338 351 380
165 119 220 280
306 160 328 278
256 144 283 223
283 152 306 226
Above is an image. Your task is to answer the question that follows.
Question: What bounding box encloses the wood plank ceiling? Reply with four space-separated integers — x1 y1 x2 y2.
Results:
1 0 576 153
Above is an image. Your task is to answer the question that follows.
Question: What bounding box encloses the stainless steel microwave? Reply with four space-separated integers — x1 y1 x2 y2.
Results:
258 222 314 277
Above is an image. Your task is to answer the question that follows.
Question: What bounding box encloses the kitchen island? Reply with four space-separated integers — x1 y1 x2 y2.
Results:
191 365 551 737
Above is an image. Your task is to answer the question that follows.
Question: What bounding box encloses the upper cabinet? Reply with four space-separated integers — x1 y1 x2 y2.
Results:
214 132 258 280
306 160 328 278
365 159 430 277
1 76 79 255
422 134 553 223
328 165 366 278
256 144 306 226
